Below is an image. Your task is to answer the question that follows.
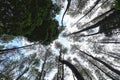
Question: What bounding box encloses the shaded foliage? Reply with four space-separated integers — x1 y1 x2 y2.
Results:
0 0 60 45
115 0 120 10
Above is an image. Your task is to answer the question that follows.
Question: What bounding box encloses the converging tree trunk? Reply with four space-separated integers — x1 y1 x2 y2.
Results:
59 59 84 80
61 0 71 26
78 49 120 76
16 67 29 80
72 0 102 26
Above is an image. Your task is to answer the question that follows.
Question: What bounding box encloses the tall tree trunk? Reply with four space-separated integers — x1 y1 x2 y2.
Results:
61 0 71 26
70 8 115 35
88 59 117 80
77 8 114 30
78 49 120 76
72 0 102 26
99 51 120 60
61 57 64 80
16 67 29 80
77 48 119 79
0 42 40 54
96 41 120 44
59 59 84 80
82 32 100 37
38 52 48 80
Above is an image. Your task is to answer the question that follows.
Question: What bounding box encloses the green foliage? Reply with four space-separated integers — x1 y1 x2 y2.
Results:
114 0 120 10
33 58 40 66
0 0 60 45
0 73 12 80
0 34 14 43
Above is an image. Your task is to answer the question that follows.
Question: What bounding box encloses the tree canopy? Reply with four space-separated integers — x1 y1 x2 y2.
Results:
1 0 120 80
0 0 60 45
115 0 120 10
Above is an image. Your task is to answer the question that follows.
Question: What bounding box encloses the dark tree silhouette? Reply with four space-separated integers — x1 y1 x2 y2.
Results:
72 0 102 26
71 9 120 37
0 42 40 54
59 59 84 80
78 50 120 76
61 0 71 26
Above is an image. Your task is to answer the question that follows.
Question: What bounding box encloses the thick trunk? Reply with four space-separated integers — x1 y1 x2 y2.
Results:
59 59 84 80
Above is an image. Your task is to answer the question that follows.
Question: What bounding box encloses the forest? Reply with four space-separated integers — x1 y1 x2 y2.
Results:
0 0 120 80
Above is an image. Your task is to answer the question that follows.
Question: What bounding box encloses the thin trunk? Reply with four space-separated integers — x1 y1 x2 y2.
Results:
72 0 101 26
72 73 76 80
57 49 63 80
3 62 19 74
82 32 100 37
82 68 92 80
16 68 29 80
88 59 117 80
57 56 60 80
61 0 71 26
0 42 40 54
96 41 120 44
69 8 114 35
61 57 64 80
70 22 99 35
99 51 120 60
108 52 120 58
28 73 33 80
77 49 118 79
38 52 48 80
79 50 120 76
78 8 114 30
57 65 59 80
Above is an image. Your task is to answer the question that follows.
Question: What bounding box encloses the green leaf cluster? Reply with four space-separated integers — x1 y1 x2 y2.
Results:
114 0 120 10
0 0 60 45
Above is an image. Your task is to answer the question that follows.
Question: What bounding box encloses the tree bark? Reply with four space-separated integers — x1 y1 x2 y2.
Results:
61 0 71 26
0 42 40 54
59 59 84 80
70 8 115 35
72 0 102 26
16 67 29 80
78 49 120 76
